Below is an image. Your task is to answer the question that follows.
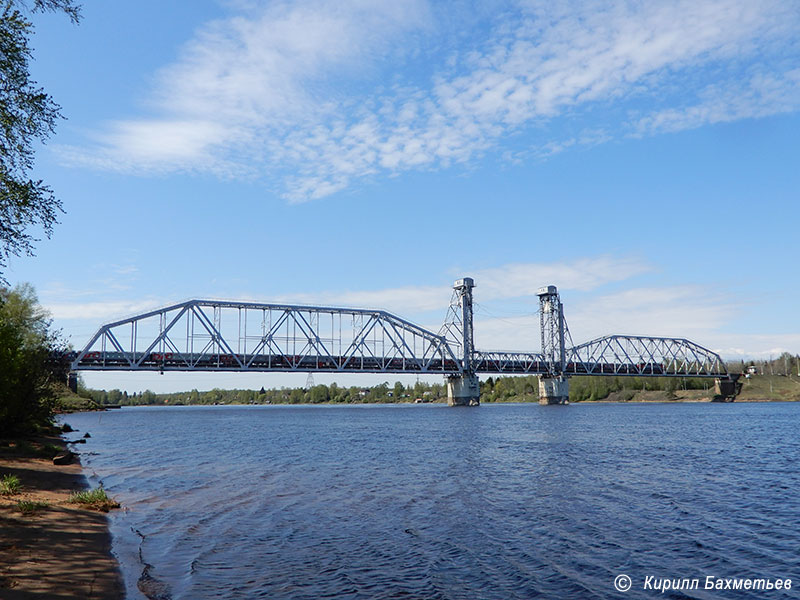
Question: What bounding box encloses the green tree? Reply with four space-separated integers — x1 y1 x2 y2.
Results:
522 378 536 400
493 377 510 400
368 382 389 402
309 384 329 404
0 283 65 434
0 1 80 282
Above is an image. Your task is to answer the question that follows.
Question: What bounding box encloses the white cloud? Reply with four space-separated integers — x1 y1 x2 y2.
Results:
58 0 800 198
473 314 540 353
271 255 652 314
277 285 449 315
635 68 800 135
45 299 163 322
46 255 648 325
565 286 739 341
708 335 800 360
472 256 652 299
59 0 431 179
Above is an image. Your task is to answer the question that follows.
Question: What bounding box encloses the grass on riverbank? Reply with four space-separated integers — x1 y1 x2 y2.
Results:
68 487 120 512
54 383 105 413
0 432 126 597
737 374 800 401
16 500 49 516
0 474 21 496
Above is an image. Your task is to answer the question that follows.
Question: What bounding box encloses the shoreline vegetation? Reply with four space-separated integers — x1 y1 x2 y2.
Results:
0 285 126 596
0 283 124 597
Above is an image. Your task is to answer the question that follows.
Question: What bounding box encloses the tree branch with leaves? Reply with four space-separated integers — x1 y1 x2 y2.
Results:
0 0 80 283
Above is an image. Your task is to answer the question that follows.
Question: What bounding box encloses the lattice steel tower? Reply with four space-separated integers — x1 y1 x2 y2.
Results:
537 285 570 404
440 278 480 406
440 277 475 371
537 285 566 374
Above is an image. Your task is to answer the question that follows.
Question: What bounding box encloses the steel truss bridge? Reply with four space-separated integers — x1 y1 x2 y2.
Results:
70 279 739 404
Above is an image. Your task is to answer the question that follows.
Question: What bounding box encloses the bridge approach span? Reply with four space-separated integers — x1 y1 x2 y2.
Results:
71 299 460 374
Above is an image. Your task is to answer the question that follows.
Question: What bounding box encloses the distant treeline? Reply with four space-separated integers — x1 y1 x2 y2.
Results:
482 375 715 403
79 373 734 406
80 381 447 406
731 353 800 377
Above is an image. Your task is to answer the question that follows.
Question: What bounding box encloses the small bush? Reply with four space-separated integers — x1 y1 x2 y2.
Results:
68 487 120 512
0 474 22 495
17 500 48 515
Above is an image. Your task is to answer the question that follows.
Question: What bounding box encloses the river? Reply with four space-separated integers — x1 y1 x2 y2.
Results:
62 402 800 599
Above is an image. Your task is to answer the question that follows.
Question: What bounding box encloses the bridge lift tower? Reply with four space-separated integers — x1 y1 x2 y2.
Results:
537 285 571 404
440 278 480 406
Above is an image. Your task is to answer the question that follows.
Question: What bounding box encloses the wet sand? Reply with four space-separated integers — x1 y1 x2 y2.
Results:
0 440 124 599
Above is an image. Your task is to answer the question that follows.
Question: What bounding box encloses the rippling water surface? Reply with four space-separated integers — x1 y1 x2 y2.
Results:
63 402 800 599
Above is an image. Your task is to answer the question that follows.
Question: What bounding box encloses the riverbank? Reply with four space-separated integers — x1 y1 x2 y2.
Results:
0 434 124 599
72 373 800 409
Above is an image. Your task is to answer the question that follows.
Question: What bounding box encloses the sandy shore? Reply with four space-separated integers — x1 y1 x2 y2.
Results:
0 437 124 599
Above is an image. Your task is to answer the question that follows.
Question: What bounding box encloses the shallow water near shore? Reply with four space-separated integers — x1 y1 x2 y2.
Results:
63 402 800 599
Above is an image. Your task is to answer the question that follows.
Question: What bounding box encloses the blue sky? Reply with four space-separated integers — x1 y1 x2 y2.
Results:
8 0 800 392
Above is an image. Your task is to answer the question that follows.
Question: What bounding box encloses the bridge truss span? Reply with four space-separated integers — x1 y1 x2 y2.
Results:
564 335 728 377
473 351 548 374
72 299 461 374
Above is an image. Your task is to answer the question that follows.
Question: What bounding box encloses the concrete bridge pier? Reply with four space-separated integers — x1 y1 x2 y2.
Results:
447 373 480 406
538 376 570 404
714 375 742 401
